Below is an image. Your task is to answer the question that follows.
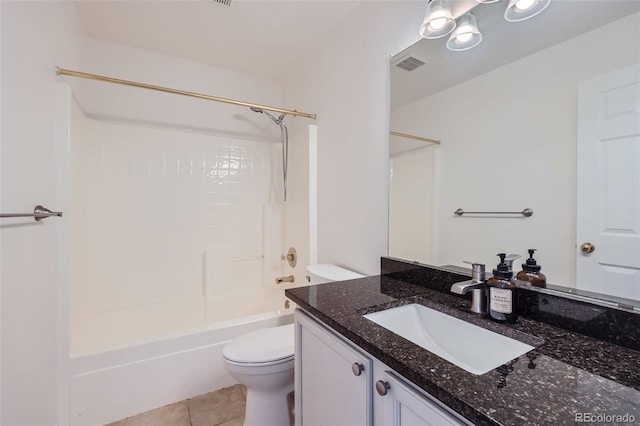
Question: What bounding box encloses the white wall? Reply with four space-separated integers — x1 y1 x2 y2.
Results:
282 2 424 276
0 2 83 424
73 38 283 140
281 120 312 287
390 13 640 287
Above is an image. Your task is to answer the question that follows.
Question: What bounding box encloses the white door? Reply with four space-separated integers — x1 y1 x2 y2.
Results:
576 64 640 301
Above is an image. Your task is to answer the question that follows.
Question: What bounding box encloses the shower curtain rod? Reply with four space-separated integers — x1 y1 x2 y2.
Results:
56 67 317 120
390 131 440 145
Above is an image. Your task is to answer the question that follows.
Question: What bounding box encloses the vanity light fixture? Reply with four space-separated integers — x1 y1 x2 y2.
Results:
425 0 552 51
504 0 551 22
446 12 482 51
419 0 456 39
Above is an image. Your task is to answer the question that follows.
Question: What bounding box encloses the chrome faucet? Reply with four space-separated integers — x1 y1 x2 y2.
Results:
450 261 486 314
503 254 521 273
275 275 295 284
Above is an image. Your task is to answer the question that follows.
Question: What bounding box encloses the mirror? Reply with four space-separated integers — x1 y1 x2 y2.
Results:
389 1 640 307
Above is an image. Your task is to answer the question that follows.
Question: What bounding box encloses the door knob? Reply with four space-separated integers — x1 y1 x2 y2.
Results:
375 380 390 396
580 242 595 253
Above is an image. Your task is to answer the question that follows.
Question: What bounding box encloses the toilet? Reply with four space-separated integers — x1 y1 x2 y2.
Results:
306 263 365 284
222 264 364 426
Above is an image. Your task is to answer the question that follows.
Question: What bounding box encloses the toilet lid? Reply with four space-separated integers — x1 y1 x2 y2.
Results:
223 323 294 364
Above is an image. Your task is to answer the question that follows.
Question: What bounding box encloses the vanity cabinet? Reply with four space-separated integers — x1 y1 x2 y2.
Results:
295 309 372 426
294 309 470 426
374 371 467 426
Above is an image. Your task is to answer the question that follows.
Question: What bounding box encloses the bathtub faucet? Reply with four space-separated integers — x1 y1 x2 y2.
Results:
275 275 295 284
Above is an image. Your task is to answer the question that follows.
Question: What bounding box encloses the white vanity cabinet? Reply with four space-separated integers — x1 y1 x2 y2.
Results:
295 308 373 426
294 309 471 426
374 371 468 426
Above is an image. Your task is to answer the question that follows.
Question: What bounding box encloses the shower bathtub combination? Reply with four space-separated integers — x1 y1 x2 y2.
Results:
57 69 315 425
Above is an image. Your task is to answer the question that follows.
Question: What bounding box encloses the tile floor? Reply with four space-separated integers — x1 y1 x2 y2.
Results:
106 384 247 426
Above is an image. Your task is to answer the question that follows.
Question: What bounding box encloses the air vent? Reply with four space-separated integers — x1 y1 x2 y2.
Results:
392 54 427 72
211 0 231 6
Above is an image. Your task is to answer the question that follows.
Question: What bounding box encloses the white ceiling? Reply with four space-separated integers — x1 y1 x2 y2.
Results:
73 0 640 106
391 0 640 110
74 0 364 81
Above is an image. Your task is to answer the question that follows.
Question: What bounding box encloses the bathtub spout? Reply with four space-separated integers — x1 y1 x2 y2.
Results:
275 275 294 284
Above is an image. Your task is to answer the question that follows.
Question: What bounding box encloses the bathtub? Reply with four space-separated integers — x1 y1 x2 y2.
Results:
58 86 299 425
68 310 293 426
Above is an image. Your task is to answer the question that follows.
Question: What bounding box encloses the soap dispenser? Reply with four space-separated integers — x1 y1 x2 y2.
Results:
486 253 519 323
517 249 547 288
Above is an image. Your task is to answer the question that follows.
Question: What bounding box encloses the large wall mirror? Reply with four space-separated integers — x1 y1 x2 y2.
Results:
389 0 640 307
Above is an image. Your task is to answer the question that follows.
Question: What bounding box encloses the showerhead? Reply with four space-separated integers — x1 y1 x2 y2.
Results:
251 107 284 125
249 105 289 201
249 106 285 122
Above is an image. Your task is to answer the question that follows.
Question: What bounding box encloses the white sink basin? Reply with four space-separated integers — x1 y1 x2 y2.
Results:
363 304 534 375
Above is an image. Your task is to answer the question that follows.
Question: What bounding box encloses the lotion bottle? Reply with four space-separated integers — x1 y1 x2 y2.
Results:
517 249 547 288
487 253 519 323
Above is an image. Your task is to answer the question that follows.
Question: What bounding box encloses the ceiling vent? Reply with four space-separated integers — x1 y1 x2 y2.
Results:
211 0 231 6
392 54 427 72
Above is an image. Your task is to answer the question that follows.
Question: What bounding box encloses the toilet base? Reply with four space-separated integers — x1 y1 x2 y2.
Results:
244 385 293 426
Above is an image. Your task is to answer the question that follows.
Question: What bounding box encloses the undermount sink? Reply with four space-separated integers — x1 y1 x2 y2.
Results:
363 304 534 375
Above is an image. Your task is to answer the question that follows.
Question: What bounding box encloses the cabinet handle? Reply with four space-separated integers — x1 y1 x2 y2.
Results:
376 380 390 396
351 362 365 376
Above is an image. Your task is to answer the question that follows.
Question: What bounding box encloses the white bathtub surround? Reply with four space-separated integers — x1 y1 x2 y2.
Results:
389 148 437 264
61 35 296 425
69 100 287 355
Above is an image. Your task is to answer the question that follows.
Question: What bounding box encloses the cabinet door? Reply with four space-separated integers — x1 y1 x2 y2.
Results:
295 310 372 426
375 371 468 426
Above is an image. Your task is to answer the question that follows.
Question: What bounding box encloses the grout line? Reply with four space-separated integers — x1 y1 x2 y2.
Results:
186 399 193 426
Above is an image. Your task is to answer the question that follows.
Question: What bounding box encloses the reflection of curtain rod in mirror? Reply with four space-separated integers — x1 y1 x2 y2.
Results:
390 131 441 145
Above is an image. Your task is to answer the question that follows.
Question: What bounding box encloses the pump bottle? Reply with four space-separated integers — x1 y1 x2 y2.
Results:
486 253 519 323
517 249 547 288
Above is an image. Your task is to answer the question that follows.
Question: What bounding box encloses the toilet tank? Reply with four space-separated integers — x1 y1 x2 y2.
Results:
305 264 365 285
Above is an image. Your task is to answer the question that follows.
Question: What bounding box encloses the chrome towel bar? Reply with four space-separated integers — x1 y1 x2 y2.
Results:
0 205 63 221
454 208 533 217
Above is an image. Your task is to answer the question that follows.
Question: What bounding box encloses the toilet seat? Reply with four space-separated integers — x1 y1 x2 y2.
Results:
224 355 294 368
223 323 294 365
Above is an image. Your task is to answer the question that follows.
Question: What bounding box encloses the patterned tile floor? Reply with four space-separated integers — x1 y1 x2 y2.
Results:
105 384 246 426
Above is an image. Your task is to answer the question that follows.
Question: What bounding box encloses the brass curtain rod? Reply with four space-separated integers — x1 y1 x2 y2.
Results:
390 131 440 145
56 67 317 120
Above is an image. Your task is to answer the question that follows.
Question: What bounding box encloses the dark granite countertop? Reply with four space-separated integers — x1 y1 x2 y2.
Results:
285 275 640 426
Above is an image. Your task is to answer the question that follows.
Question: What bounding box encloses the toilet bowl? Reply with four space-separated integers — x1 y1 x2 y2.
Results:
223 323 295 426
223 264 364 426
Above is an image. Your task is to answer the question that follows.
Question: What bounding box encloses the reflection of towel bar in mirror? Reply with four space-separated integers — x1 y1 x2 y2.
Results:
390 131 441 145
454 208 533 217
